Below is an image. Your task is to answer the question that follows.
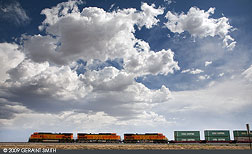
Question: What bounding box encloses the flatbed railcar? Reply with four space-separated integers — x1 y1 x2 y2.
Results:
123 133 168 143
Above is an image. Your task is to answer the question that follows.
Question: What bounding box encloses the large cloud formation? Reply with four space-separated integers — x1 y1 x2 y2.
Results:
0 1 177 137
165 7 236 50
0 43 24 83
24 0 165 65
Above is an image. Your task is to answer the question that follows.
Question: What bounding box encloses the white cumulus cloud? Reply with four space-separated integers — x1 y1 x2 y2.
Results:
181 68 204 74
124 49 180 76
218 73 225 77
165 7 236 50
205 61 212 67
0 43 25 83
242 65 252 82
198 75 210 80
5 59 91 101
1 44 174 119
24 1 164 65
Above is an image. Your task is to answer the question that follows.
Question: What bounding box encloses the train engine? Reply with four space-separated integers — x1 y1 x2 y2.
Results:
77 133 121 143
124 133 168 143
28 132 74 143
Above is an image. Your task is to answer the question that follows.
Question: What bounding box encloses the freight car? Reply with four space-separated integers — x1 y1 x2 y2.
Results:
76 133 121 143
170 131 201 143
233 130 252 143
204 130 231 143
28 132 74 143
123 133 168 143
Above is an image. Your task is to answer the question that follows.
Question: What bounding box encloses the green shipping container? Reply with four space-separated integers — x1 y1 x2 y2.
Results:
205 136 230 142
233 130 252 137
234 137 252 142
204 130 230 137
174 131 200 137
175 137 200 142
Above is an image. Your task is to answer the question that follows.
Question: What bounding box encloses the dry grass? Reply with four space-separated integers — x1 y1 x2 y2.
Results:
0 143 251 150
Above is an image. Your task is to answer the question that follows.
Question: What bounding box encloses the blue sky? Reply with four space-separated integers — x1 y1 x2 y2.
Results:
0 0 252 141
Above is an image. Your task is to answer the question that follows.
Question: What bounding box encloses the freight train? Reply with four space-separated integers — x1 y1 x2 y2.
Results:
28 130 252 143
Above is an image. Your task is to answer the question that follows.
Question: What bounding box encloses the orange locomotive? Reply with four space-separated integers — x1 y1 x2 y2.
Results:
77 133 121 143
124 133 168 143
76 133 121 143
28 132 74 143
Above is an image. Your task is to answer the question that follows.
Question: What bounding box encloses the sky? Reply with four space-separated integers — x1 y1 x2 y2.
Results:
0 0 252 141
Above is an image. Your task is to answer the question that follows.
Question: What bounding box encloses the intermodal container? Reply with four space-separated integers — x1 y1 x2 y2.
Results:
205 136 230 142
175 137 200 142
174 131 200 137
234 137 252 142
204 130 230 137
233 130 252 137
